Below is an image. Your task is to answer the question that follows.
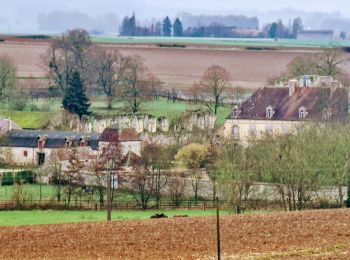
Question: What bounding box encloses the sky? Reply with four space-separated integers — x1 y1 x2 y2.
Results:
0 0 349 33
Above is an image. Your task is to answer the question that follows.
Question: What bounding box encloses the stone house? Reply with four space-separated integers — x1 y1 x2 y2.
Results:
224 78 349 143
0 127 141 167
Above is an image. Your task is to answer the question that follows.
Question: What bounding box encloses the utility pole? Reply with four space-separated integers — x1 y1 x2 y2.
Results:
106 169 112 221
216 196 221 260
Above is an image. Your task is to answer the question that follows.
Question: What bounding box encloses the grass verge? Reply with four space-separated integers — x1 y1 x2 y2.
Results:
0 209 231 226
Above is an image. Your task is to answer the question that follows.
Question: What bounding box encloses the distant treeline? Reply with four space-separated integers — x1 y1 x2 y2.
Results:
120 13 304 39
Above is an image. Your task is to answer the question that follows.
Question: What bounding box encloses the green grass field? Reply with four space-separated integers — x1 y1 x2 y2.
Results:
0 184 136 202
0 110 56 129
0 97 232 129
92 36 350 48
0 209 231 226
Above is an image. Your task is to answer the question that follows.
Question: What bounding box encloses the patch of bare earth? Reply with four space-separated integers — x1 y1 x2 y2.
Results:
1 209 350 259
3 41 350 90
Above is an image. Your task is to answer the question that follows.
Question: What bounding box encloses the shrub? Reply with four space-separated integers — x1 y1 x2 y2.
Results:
15 171 35 184
1 172 14 186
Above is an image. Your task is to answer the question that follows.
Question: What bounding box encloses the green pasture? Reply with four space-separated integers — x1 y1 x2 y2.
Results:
0 97 232 129
0 209 232 226
92 36 350 48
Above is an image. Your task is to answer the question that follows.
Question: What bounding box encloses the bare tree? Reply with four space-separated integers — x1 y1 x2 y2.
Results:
130 154 155 209
317 47 344 77
63 148 85 206
89 153 105 208
122 55 151 113
168 173 186 208
91 47 127 109
0 56 17 99
148 73 162 100
42 29 92 95
142 142 172 208
189 83 203 104
47 149 67 202
200 65 230 114
99 129 123 220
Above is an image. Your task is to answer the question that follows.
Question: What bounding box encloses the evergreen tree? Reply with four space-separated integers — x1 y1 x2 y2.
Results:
63 71 90 120
162 16 172 37
121 12 136 36
173 18 183 37
291 17 303 38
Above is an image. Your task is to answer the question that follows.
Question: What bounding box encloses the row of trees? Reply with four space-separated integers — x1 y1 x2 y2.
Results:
44 29 163 118
263 17 303 39
45 28 234 118
120 13 184 37
53 122 350 212
214 123 350 212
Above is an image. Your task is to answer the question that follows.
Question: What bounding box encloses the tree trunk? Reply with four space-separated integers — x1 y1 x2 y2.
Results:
106 96 113 110
107 173 112 221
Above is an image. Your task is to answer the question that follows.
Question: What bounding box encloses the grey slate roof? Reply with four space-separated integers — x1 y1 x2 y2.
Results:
0 130 101 150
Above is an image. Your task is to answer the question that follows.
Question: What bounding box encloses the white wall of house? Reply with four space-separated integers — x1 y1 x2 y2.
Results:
224 119 302 142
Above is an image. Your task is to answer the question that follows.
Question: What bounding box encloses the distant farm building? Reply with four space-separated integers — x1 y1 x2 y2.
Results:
297 30 334 41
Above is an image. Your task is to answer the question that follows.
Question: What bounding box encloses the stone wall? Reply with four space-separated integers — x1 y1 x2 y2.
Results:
79 113 216 134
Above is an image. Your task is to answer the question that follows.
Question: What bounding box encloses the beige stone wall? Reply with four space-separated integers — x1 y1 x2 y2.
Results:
99 141 141 157
0 147 55 166
223 119 302 142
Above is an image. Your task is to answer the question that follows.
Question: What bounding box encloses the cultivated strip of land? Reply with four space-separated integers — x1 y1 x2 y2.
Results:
1 209 350 259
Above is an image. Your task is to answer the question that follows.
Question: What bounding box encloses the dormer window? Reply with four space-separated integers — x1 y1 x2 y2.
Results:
266 106 274 119
37 136 47 149
299 106 308 119
233 105 240 118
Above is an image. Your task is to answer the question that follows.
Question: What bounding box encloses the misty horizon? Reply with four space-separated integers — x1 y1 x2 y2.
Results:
0 0 349 34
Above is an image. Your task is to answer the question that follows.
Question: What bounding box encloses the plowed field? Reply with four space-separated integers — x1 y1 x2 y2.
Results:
1 209 350 259
3 39 350 90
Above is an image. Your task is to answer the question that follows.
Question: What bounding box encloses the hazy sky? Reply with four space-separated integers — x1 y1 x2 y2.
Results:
0 0 349 33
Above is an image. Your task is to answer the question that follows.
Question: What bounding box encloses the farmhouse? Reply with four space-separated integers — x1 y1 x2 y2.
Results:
297 30 334 41
0 127 141 166
224 76 349 142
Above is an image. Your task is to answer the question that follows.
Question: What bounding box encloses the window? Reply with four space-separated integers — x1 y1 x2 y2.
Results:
266 106 274 119
233 126 239 140
249 124 257 136
23 151 28 157
299 106 307 119
37 153 45 166
233 105 240 118
38 140 44 149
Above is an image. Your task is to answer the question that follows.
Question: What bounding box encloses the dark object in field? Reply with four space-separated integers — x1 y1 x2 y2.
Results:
246 47 276 51
173 215 189 218
150 213 168 219
158 43 186 48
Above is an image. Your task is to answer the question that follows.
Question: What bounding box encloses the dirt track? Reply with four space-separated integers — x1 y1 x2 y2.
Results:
1 209 350 259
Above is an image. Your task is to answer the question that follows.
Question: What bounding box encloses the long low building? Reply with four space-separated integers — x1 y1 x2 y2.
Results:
297 30 335 41
224 77 349 142
0 126 141 166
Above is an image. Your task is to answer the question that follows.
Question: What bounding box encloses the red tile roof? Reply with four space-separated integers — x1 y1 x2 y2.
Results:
231 86 349 121
100 127 140 142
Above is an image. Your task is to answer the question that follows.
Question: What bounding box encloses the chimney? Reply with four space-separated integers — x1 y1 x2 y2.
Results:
288 79 298 97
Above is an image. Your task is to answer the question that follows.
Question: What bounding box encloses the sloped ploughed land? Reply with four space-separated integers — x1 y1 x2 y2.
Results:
1 209 350 259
